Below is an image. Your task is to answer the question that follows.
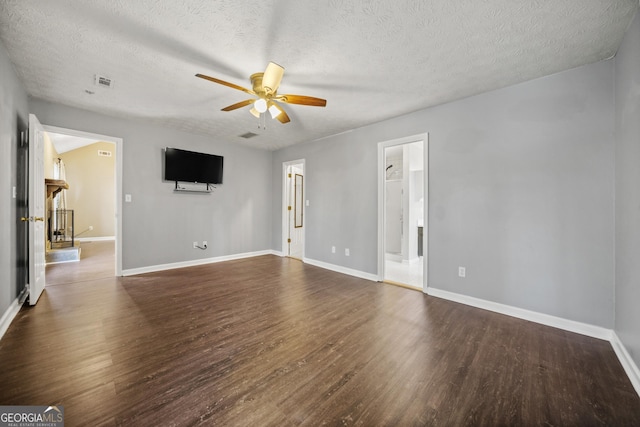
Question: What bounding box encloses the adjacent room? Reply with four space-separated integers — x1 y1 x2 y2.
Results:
0 1 639 425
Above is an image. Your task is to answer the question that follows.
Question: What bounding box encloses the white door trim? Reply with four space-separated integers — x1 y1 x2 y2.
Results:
377 133 429 292
282 159 306 259
42 124 124 276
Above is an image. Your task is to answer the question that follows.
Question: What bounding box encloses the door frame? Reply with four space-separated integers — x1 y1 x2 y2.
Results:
42 124 124 276
281 159 305 259
377 133 428 292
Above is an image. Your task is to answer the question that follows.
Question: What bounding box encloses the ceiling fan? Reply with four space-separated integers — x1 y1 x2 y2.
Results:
196 62 326 124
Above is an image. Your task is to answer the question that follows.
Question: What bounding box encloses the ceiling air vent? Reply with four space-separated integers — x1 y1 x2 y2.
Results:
239 132 259 139
94 74 113 88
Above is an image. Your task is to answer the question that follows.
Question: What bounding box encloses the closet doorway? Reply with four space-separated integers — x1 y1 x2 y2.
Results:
282 160 305 259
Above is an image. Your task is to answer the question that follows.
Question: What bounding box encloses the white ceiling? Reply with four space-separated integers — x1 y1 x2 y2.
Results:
46 132 101 154
0 0 637 151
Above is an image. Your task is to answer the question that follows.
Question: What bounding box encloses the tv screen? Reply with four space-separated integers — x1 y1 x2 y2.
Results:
164 148 223 184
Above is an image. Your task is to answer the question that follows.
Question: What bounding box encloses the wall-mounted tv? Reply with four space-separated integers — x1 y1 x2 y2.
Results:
164 147 223 185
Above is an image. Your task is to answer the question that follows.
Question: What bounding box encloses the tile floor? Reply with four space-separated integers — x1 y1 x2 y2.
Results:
384 255 424 288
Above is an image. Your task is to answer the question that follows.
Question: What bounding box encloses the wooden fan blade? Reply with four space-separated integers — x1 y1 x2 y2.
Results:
221 99 255 111
195 73 255 95
275 94 327 107
250 107 261 118
262 62 284 94
269 102 291 124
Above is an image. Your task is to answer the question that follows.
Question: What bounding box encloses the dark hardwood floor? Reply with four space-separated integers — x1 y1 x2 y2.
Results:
45 240 115 286
1 250 639 425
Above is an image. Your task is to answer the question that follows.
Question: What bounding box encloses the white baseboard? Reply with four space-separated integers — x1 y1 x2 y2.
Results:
0 294 24 341
611 331 640 397
121 249 278 276
426 287 612 340
303 257 378 282
76 236 115 242
385 253 403 263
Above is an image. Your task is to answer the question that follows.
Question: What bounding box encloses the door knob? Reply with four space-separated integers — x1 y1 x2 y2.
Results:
35 217 44 222
21 217 30 222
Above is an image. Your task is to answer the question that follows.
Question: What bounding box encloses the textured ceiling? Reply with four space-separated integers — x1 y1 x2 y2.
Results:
0 0 637 150
47 132 101 154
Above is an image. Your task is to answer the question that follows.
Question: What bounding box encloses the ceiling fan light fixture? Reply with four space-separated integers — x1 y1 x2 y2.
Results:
196 62 325 125
269 104 281 119
263 62 284 95
254 98 268 113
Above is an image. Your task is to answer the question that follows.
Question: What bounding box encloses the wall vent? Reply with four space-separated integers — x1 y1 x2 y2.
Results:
98 150 112 157
239 132 259 139
94 74 113 88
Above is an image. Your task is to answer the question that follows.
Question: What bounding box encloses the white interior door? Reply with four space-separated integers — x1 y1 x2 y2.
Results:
27 114 46 305
288 165 304 258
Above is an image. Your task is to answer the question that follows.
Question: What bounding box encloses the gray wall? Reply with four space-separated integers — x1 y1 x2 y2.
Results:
273 59 615 328
272 131 380 274
0 41 29 316
30 99 273 271
615 11 640 368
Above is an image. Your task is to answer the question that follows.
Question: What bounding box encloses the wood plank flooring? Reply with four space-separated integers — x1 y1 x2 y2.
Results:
45 240 115 286
1 250 639 425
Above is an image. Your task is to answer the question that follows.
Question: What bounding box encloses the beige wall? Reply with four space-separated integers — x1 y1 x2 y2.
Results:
60 141 115 238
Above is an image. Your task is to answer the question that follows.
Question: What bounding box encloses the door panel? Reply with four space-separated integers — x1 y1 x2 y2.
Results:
27 114 46 305
289 170 303 258
17 127 29 298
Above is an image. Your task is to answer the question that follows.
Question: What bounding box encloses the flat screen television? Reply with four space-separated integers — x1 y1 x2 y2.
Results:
164 147 223 185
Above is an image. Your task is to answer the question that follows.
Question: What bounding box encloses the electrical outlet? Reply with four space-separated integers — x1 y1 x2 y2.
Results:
193 241 198 248
345 248 350 256
458 266 466 278
331 246 336 253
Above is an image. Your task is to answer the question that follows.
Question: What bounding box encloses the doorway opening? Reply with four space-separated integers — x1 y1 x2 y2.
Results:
378 134 428 291
282 159 305 259
41 124 123 279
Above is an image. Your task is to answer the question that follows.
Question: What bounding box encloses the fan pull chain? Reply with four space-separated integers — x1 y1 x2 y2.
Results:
257 113 267 130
